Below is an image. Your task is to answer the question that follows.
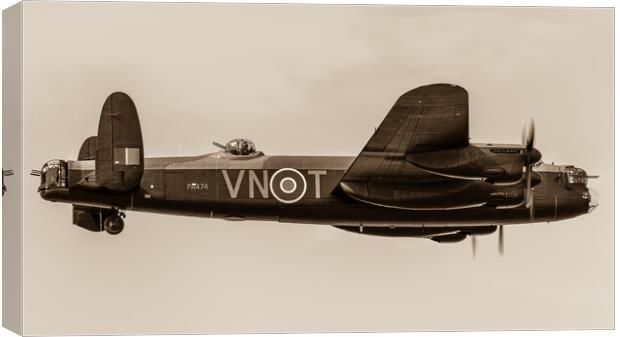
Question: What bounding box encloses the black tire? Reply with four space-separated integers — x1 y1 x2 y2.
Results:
103 215 124 235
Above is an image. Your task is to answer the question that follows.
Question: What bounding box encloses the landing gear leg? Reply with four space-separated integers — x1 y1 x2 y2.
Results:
103 210 125 235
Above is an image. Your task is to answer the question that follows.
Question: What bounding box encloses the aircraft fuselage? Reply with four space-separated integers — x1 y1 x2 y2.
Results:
39 150 594 228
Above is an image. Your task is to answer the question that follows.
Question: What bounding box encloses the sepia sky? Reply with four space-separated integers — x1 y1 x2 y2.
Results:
18 2 613 334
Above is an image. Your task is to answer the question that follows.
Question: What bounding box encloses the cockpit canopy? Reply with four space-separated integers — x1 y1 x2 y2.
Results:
224 138 256 156
566 166 588 184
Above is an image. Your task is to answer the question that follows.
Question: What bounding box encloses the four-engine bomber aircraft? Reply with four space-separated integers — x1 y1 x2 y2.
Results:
34 84 598 253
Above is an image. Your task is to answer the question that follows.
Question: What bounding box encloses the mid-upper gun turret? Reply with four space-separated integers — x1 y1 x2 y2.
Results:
224 138 256 155
213 138 259 156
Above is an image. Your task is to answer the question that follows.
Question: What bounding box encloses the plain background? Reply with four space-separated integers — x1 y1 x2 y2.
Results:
9 1 615 334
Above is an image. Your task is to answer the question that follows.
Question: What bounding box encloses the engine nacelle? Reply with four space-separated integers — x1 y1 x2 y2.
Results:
406 144 528 183
340 179 495 210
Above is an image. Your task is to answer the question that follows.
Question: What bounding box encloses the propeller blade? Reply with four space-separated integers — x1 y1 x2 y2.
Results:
471 235 477 259
520 118 538 222
522 118 535 151
498 225 504 256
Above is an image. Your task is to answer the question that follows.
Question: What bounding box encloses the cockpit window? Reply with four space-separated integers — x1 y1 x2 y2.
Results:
566 167 587 184
225 139 256 156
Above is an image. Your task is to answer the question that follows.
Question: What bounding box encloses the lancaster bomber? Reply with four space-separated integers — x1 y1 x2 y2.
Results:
33 84 598 253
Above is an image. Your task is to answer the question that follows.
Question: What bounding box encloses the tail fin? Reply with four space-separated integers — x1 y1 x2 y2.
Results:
95 92 144 192
78 136 97 160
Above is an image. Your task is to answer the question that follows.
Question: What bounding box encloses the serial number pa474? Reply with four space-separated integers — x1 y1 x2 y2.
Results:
187 183 208 190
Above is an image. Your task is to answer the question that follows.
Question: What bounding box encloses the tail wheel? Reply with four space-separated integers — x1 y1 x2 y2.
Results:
103 215 124 235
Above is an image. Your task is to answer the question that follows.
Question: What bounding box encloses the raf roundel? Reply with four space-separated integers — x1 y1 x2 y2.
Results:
269 168 307 204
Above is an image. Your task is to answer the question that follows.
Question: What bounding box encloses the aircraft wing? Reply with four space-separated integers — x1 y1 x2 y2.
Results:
339 84 475 210
343 84 468 181
363 83 468 155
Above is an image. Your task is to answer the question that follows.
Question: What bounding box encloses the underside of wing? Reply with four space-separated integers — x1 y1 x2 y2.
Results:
333 225 498 243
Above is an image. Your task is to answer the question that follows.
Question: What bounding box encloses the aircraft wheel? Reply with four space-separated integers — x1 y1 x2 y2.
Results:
103 215 124 235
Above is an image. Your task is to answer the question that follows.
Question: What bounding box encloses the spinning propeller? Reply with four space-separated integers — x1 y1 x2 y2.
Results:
471 235 477 258
495 119 541 257
469 225 503 258
498 225 504 256
521 118 540 221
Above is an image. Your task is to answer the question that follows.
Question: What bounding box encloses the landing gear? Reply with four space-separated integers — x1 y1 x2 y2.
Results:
103 212 125 235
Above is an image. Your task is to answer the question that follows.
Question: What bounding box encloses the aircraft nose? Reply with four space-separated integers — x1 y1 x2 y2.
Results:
586 188 599 213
